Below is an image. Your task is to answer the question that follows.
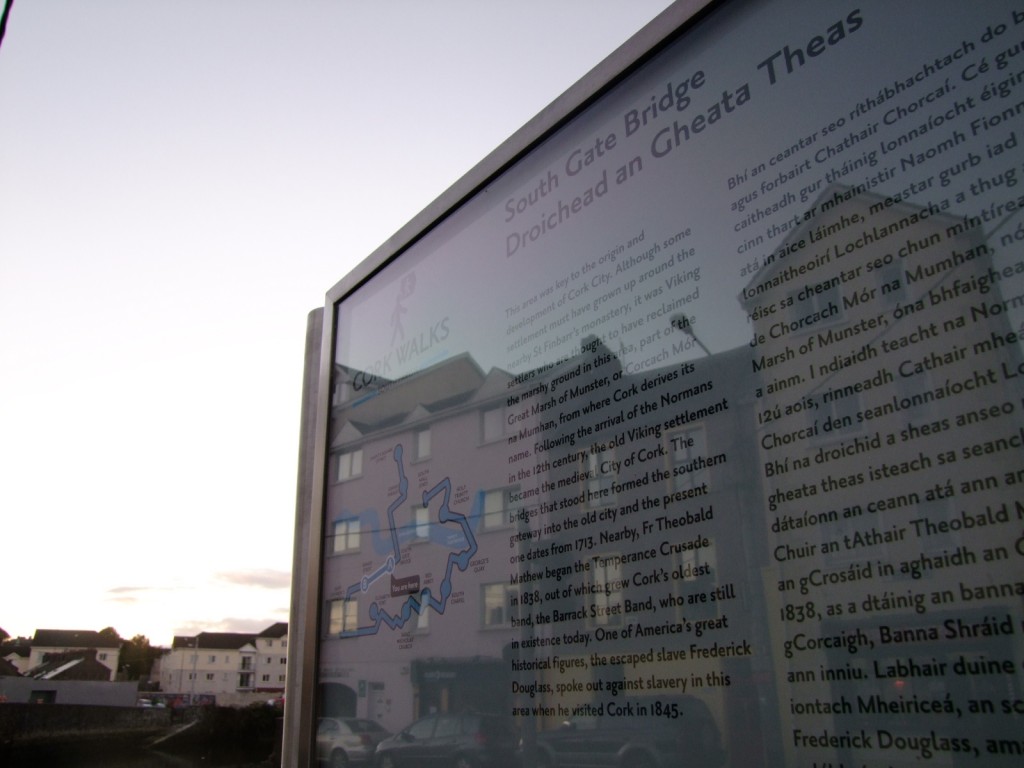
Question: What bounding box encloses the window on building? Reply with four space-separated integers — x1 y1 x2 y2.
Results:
588 449 616 506
415 428 431 460
482 487 514 529
266 640 273 648
815 389 861 440
877 262 906 304
280 657 286 664
788 282 843 327
241 657 253 671
98 653 108 662
337 449 363 482
589 555 624 627
482 583 512 627
415 506 431 540
672 537 716 585
482 406 504 442
206 673 215 681
328 598 359 635
239 673 252 688
671 426 708 492
332 517 361 553
209 655 217 663
262 674 270 682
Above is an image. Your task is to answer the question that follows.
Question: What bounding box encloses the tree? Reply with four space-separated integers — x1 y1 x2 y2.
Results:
0 627 9 642
98 626 121 643
119 634 162 680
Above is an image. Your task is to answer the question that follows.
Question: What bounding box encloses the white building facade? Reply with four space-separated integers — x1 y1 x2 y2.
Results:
159 623 287 706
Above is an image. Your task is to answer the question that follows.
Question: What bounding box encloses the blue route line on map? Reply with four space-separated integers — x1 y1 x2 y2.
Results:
339 443 477 637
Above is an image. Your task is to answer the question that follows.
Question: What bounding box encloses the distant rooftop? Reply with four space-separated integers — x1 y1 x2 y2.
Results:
172 623 287 650
258 622 288 639
32 629 119 649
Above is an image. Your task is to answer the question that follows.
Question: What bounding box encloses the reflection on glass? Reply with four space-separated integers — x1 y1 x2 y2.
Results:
314 1 1024 766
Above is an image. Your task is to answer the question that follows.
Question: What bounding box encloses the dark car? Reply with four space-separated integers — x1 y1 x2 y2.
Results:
531 696 725 768
374 712 519 768
317 717 391 767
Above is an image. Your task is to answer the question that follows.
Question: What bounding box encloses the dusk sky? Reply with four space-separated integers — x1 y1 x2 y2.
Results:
0 1 675 645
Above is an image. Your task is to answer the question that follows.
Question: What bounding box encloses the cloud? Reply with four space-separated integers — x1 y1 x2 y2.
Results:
215 569 291 589
106 585 174 603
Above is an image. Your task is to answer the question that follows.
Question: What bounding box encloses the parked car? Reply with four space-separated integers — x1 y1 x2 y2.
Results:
317 717 391 767
532 696 725 768
374 712 519 768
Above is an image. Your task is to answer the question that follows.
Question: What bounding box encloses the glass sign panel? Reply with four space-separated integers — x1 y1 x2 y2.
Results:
316 1 1024 765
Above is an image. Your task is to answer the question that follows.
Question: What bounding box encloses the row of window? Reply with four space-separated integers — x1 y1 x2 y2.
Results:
333 265 913 487
330 494 508 555
186 650 285 664
334 369 927 494
184 653 254 667
326 544 712 636
334 412 500 485
328 593 430 635
330 427 710 555
182 672 286 683
178 671 284 684
338 427 708 486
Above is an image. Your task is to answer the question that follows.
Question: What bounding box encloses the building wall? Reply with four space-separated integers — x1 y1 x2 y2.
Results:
319 366 533 732
161 646 256 696
0 677 138 707
255 635 288 692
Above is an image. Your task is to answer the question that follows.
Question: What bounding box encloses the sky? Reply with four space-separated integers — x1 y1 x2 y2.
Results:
0 0 675 647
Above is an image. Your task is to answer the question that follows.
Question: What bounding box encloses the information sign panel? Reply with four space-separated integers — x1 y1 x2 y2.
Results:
309 1 1024 764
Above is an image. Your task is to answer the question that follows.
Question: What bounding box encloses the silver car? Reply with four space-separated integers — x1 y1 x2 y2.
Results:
318 717 391 767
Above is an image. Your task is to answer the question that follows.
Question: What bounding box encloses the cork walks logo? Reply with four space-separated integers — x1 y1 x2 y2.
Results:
387 271 451 366
355 272 452 392
390 272 417 344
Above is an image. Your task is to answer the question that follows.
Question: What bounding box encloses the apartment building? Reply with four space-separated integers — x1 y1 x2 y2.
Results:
160 622 287 705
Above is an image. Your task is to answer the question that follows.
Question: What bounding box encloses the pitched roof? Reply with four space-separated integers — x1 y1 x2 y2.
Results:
258 622 288 639
172 622 287 649
27 650 112 681
172 632 256 650
32 629 119 649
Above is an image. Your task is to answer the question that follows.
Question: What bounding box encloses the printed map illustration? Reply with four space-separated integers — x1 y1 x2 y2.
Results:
340 444 478 636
